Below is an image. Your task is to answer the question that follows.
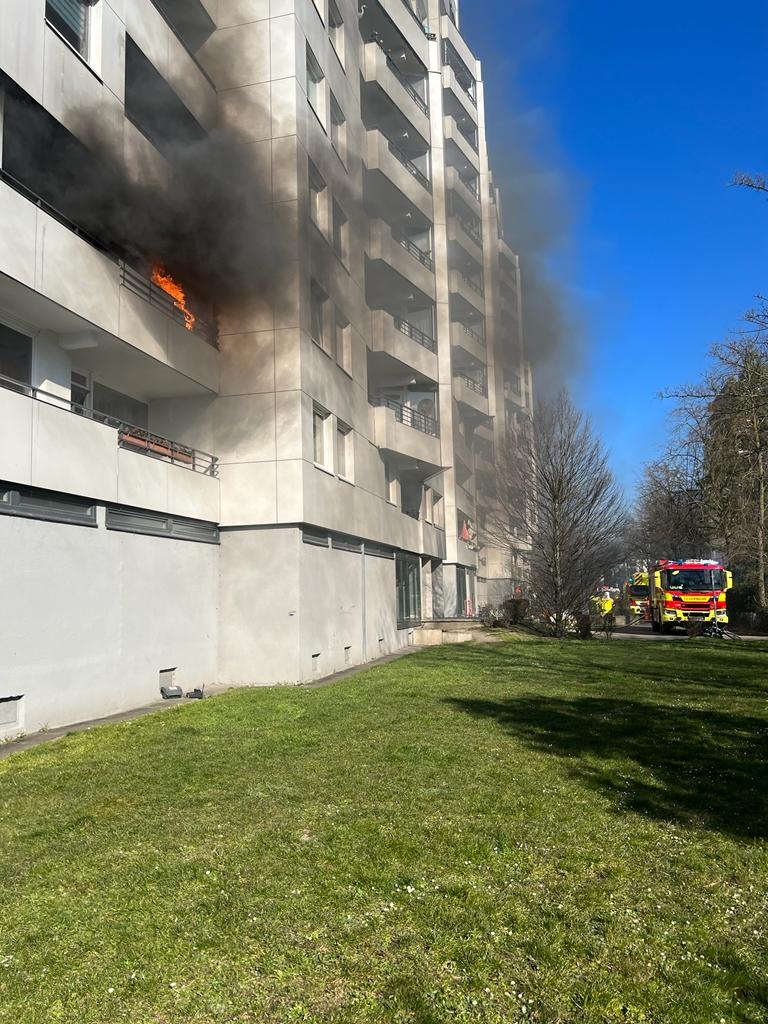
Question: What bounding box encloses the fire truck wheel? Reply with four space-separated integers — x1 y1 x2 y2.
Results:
661 621 674 635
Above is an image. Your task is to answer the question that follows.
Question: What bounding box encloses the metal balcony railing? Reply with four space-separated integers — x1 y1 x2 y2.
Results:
455 322 486 348
457 372 488 397
370 394 439 437
0 372 219 477
393 316 437 353
387 141 432 192
372 41 429 114
459 272 485 297
0 168 119 262
396 235 434 271
452 211 482 247
120 263 218 347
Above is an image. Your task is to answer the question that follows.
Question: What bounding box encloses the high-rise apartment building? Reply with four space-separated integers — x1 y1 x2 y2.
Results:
0 0 532 737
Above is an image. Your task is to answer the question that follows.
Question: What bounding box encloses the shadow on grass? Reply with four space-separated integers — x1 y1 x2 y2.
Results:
446 694 768 839
422 640 768 697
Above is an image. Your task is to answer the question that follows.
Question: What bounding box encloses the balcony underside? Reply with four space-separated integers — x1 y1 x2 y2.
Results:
0 271 215 403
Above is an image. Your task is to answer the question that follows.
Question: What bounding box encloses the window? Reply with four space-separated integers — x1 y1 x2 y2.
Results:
0 324 32 393
313 405 331 468
308 160 328 234
396 552 422 627
105 507 219 543
328 0 344 66
0 482 97 527
306 46 325 124
46 0 92 58
332 200 349 265
335 314 352 374
433 493 445 529
310 280 330 354
336 421 352 481
93 382 148 428
330 94 347 162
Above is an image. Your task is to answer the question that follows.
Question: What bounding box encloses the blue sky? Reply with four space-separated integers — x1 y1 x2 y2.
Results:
459 0 768 495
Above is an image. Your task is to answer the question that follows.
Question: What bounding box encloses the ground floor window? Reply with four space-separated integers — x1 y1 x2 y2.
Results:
396 552 421 628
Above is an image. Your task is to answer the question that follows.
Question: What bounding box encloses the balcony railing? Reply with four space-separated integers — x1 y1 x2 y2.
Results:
0 372 219 477
0 168 119 262
396 235 434 271
457 372 488 397
371 394 439 437
393 316 437 353
387 141 432 192
120 263 218 347
459 272 485 297
453 211 482 247
373 41 429 114
455 322 486 348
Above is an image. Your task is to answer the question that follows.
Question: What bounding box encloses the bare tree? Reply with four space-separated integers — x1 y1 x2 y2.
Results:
489 392 628 637
630 457 711 562
663 332 768 607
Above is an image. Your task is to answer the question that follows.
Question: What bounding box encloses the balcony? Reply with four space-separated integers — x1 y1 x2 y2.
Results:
448 213 484 268
454 372 490 417
442 65 478 122
370 396 442 470
120 263 217 347
440 15 479 86
0 375 219 521
445 166 481 217
361 0 430 67
362 42 431 147
444 115 480 171
364 130 434 222
449 269 485 316
370 310 438 382
367 219 436 301
0 177 218 392
450 320 486 363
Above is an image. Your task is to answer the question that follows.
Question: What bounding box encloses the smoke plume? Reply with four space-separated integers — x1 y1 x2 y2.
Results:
1 73 275 314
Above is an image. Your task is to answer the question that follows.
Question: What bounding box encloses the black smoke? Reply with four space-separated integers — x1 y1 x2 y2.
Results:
1 71 274 313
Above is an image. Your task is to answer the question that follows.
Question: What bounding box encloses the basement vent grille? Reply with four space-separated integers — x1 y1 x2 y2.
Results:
0 695 23 728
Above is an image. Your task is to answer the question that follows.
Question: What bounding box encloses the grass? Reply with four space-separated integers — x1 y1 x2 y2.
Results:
1 639 768 1024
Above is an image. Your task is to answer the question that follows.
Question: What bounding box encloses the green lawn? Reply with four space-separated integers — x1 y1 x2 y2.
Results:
1 639 768 1024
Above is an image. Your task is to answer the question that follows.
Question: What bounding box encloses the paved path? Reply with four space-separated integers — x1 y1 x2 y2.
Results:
0 648 420 762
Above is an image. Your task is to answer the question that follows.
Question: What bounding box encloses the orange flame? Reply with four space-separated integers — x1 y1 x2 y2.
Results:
151 265 196 331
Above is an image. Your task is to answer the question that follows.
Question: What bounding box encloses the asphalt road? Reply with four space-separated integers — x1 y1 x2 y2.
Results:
610 622 768 642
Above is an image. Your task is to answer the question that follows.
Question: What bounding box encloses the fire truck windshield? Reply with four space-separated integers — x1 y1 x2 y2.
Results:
629 585 649 597
665 569 723 592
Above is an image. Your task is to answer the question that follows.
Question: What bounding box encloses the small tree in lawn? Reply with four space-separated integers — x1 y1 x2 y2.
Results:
489 391 628 637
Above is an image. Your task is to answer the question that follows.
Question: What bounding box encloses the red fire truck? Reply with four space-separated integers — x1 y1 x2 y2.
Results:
649 559 733 634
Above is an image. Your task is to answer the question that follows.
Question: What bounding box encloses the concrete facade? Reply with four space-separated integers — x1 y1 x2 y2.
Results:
0 0 532 737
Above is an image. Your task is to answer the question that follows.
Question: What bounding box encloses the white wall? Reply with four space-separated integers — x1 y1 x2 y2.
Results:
0 511 218 738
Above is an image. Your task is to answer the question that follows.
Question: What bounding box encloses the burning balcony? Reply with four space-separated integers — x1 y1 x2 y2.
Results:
120 263 217 347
